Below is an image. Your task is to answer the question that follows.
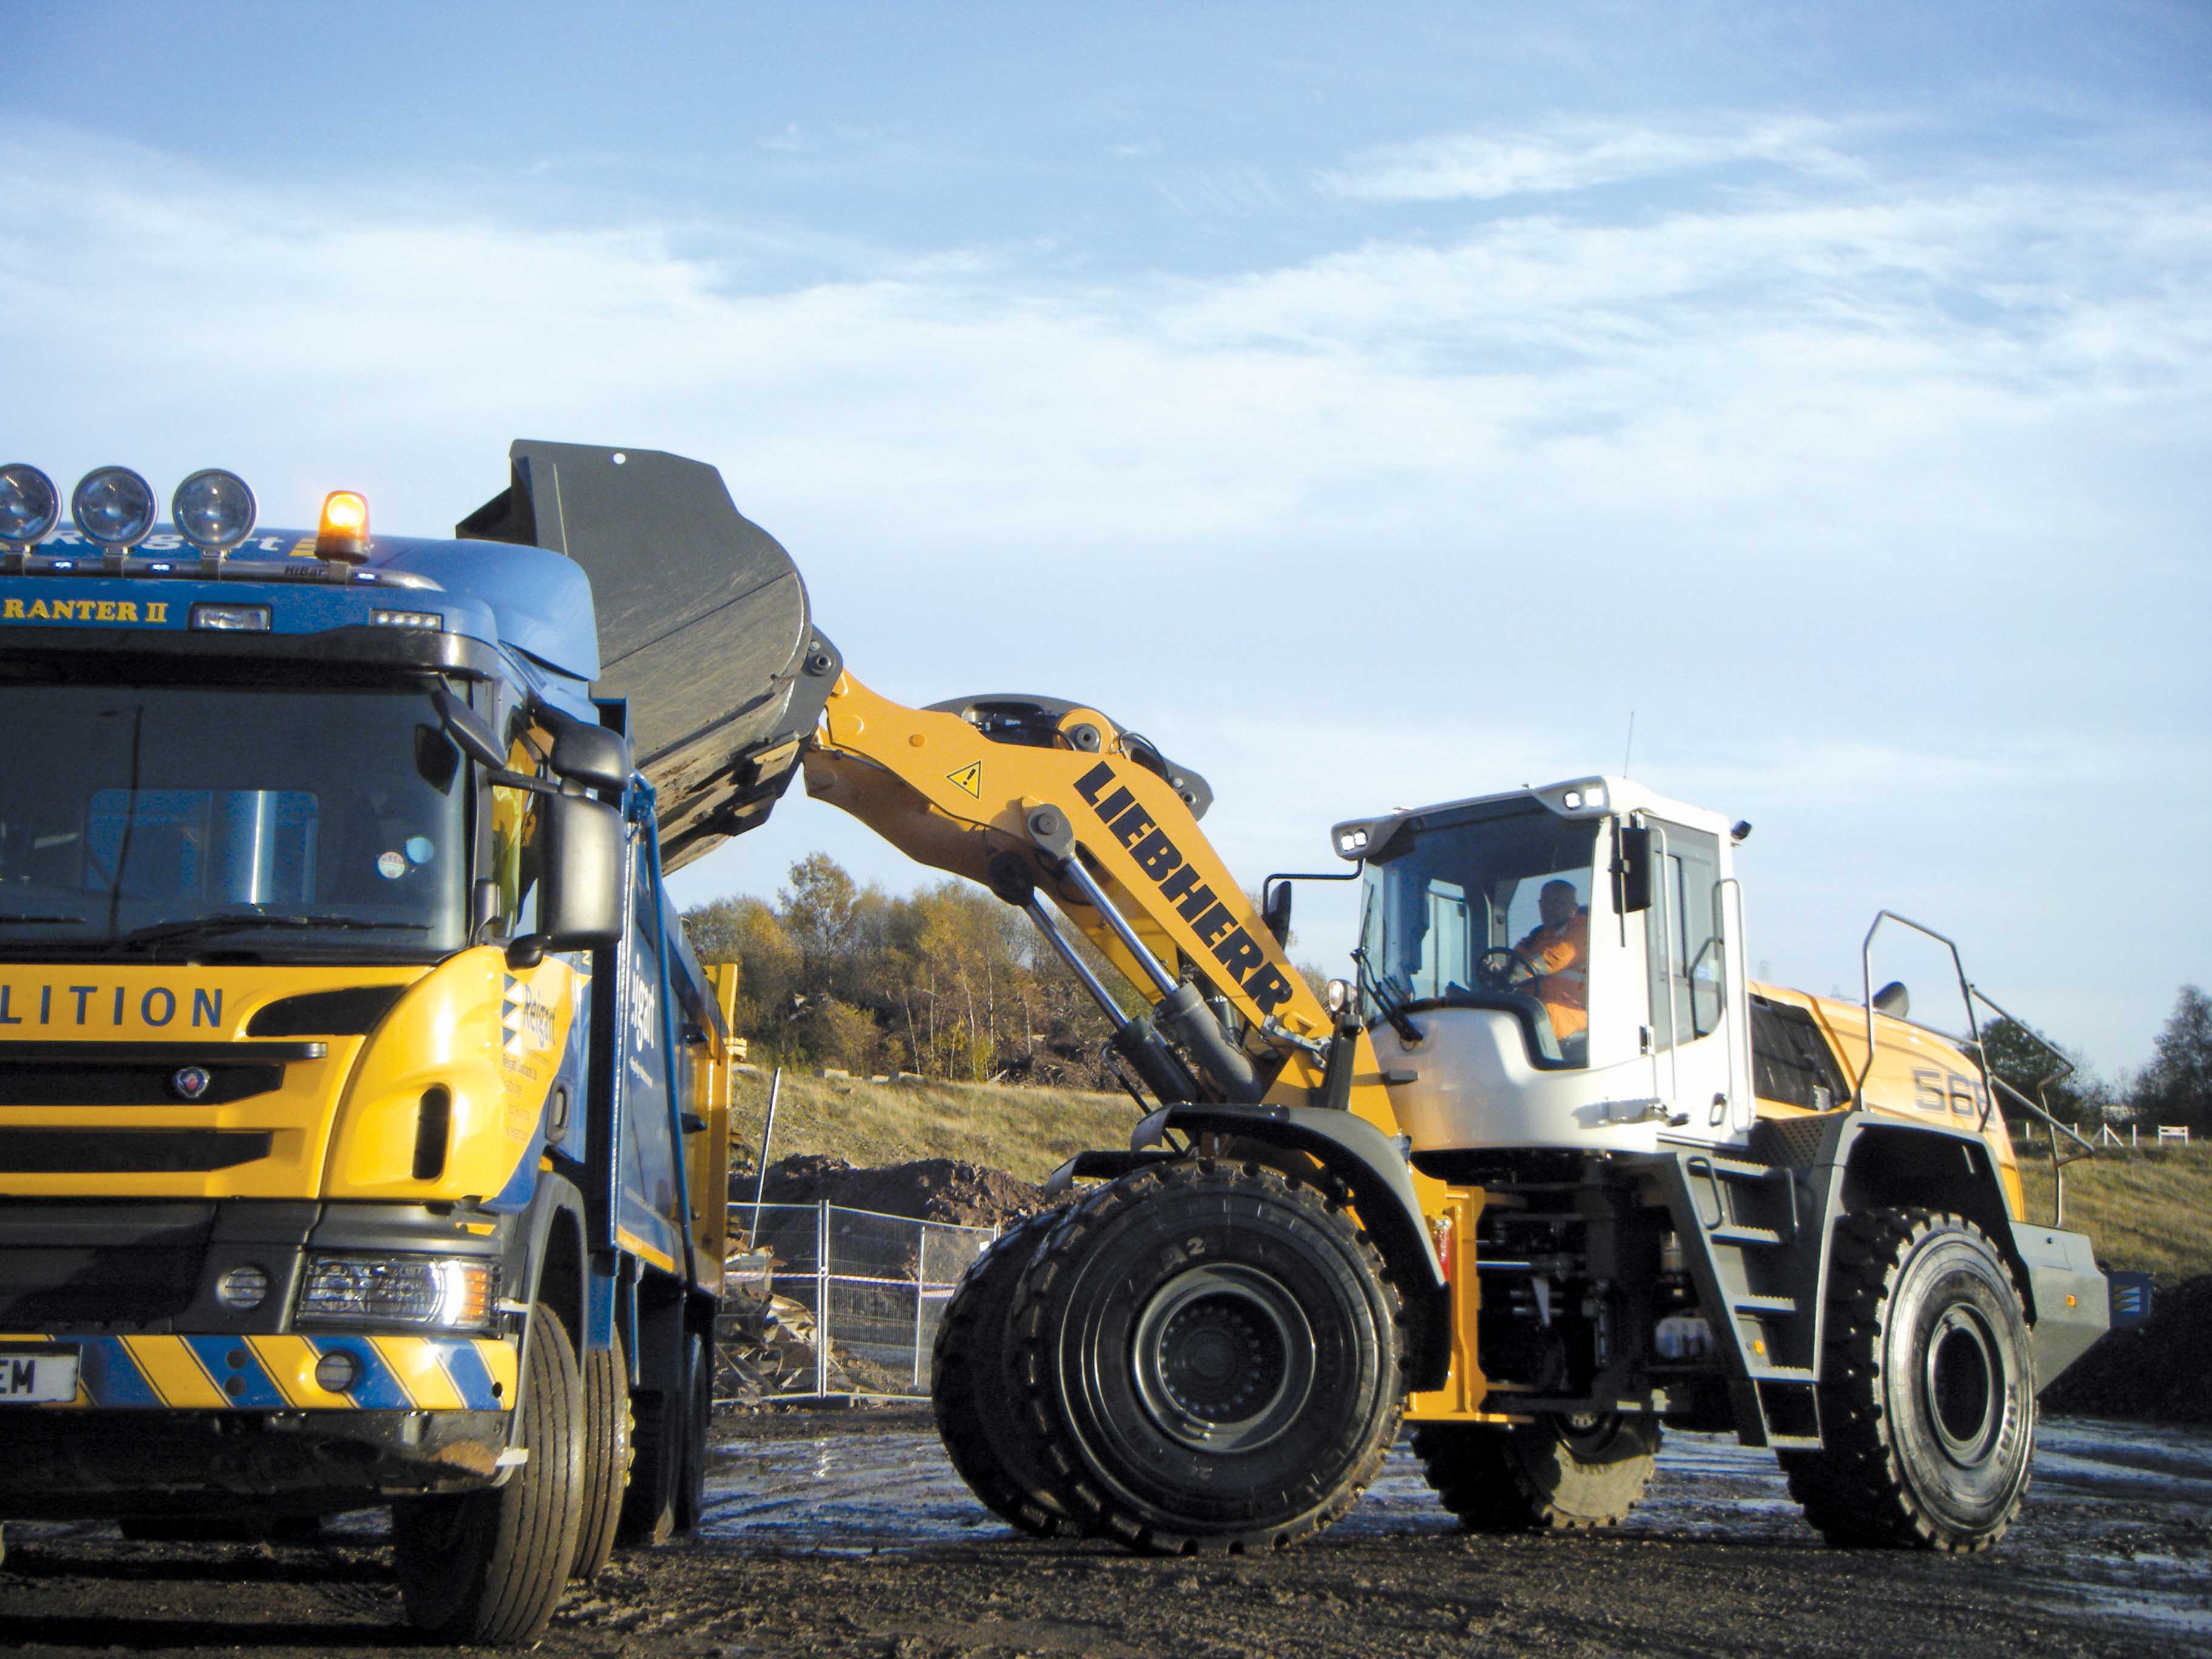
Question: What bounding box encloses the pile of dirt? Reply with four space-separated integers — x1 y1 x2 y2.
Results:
743 1152 1047 1227
2042 1272 2212 1424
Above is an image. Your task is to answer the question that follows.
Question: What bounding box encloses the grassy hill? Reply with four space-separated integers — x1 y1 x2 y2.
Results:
726 1068 1145 1185
2017 1141 2211 1287
722 1071 2212 1285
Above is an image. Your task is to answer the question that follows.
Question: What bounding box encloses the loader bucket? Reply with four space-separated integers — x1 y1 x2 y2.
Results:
460 441 841 870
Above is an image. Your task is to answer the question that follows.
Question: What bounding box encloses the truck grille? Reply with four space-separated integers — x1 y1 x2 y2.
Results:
0 1202 214 1326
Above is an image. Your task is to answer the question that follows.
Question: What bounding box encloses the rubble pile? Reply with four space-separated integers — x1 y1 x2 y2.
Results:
743 1152 1047 1227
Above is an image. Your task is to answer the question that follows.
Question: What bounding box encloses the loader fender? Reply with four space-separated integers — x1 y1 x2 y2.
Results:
1128 1102 1450 1390
1753 1113 2109 1386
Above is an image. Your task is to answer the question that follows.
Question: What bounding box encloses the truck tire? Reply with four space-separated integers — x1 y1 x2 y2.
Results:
572 1328 632 1581
930 1207 1077 1537
1413 1413 1661 1531
1782 1208 2034 1552
1010 1159 1402 1555
392 1302 584 1644
673 1329 711 1535
619 1329 707 1546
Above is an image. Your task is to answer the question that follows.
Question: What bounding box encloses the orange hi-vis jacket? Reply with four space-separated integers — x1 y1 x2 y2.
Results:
1515 909 1590 1039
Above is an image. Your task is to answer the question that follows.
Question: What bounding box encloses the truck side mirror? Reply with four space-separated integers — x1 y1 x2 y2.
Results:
1615 825 1652 914
508 794 623 966
547 712 631 794
434 688 507 771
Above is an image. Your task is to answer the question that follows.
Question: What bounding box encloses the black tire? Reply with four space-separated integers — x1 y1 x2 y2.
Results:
1782 1208 2035 1552
392 1302 585 1644
1010 1159 1403 1555
931 1207 1078 1537
1414 1413 1661 1532
618 1327 707 1546
672 1330 711 1535
572 1327 632 1581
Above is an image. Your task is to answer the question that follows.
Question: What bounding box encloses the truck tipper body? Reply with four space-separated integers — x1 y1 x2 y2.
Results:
0 451 834 1641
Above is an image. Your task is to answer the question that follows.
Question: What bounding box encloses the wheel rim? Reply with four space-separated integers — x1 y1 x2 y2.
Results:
1923 1303 2002 1466
1130 1264 1315 1453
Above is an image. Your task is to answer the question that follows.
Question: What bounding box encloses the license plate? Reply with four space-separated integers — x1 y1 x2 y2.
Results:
0 1347 79 1404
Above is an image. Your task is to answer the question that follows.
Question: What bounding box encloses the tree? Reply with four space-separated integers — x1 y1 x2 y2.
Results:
2128 985 2212 1131
1975 1016 2111 1127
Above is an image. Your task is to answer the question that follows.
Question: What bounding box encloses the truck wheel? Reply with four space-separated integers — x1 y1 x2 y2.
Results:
392 1302 584 1643
1413 1413 1661 1531
931 1207 1077 1537
673 1330 711 1534
572 1328 632 1581
620 1329 708 1545
1011 1159 1402 1555
1783 1208 2034 1552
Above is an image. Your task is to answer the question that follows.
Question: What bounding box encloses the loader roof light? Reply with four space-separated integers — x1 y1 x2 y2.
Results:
1561 783 1606 812
317 490 370 561
171 468 257 554
0 463 61 548
1336 826 1369 856
71 466 158 550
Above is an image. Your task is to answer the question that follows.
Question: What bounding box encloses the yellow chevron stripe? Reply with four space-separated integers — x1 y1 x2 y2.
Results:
246 1335 357 1409
121 1337 225 1408
475 1338 519 1404
373 1336 464 1410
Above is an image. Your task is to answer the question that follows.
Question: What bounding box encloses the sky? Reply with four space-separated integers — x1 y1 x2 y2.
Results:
7 2 2208 1082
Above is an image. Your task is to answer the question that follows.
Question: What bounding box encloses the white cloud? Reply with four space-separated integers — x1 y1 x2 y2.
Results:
5 113 2207 1073
1316 116 1862 203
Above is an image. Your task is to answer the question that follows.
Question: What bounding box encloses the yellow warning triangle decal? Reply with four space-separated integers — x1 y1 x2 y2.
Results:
947 760 984 799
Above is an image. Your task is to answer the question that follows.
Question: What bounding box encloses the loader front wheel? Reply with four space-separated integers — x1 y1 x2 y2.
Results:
931 1206 1078 1537
1783 1208 2034 1552
1011 1159 1402 1555
392 1302 584 1644
1414 1412 1660 1532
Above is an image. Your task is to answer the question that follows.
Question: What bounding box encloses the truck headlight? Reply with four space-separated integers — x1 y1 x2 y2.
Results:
296 1255 498 1330
71 466 158 550
172 468 258 554
0 463 60 546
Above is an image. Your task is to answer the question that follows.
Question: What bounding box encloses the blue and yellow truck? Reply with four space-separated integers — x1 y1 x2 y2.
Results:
0 444 836 1641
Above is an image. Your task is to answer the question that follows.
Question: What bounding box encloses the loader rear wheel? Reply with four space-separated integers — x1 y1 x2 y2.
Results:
931 1207 1078 1537
572 1327 632 1581
1011 1159 1402 1555
392 1302 583 1644
1413 1413 1661 1532
1782 1208 2034 1552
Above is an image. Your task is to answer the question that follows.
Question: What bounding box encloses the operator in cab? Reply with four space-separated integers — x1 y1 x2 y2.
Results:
1514 879 1589 1046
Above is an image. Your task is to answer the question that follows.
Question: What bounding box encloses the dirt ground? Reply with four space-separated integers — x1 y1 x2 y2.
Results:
2 1406 2206 1658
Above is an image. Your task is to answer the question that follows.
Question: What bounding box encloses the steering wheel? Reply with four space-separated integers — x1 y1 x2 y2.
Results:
1473 947 1535 994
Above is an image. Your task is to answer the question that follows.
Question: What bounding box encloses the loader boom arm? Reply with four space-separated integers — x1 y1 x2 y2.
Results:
802 671 1336 1101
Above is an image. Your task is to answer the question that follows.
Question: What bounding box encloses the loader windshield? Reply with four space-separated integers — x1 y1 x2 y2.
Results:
1357 799 1599 1067
0 674 468 960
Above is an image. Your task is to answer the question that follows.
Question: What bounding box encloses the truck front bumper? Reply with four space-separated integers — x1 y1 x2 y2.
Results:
0 1331 519 1518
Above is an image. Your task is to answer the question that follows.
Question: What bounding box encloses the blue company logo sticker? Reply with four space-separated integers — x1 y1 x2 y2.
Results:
0 982 224 1029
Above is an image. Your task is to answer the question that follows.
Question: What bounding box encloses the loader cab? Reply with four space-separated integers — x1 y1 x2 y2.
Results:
1334 777 1753 1162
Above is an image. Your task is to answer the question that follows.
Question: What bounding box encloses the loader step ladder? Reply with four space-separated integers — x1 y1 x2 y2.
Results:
1657 1150 1823 1450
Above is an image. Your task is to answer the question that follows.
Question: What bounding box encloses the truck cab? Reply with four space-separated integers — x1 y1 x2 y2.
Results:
0 463 742 1641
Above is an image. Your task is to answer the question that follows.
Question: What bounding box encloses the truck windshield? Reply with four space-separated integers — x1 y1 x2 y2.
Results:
0 680 467 959
1358 800 1600 1067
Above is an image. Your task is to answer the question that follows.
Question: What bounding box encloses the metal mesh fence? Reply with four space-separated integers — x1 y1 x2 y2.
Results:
717 1201 998 1401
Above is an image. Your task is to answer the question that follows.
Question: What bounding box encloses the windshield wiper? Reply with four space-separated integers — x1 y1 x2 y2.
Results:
108 913 432 953
1349 942 1423 1045
0 914 89 925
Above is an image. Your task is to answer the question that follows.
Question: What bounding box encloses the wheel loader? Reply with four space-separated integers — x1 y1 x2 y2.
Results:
475 441 2108 1558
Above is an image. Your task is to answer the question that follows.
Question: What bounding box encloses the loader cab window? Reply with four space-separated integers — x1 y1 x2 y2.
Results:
1356 799 1599 1069
1645 821 1724 1050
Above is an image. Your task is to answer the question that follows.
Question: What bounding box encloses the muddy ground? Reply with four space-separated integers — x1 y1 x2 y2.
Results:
1 1406 2206 1658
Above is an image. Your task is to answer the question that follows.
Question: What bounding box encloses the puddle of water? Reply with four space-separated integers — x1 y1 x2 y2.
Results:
698 1414 2212 1637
